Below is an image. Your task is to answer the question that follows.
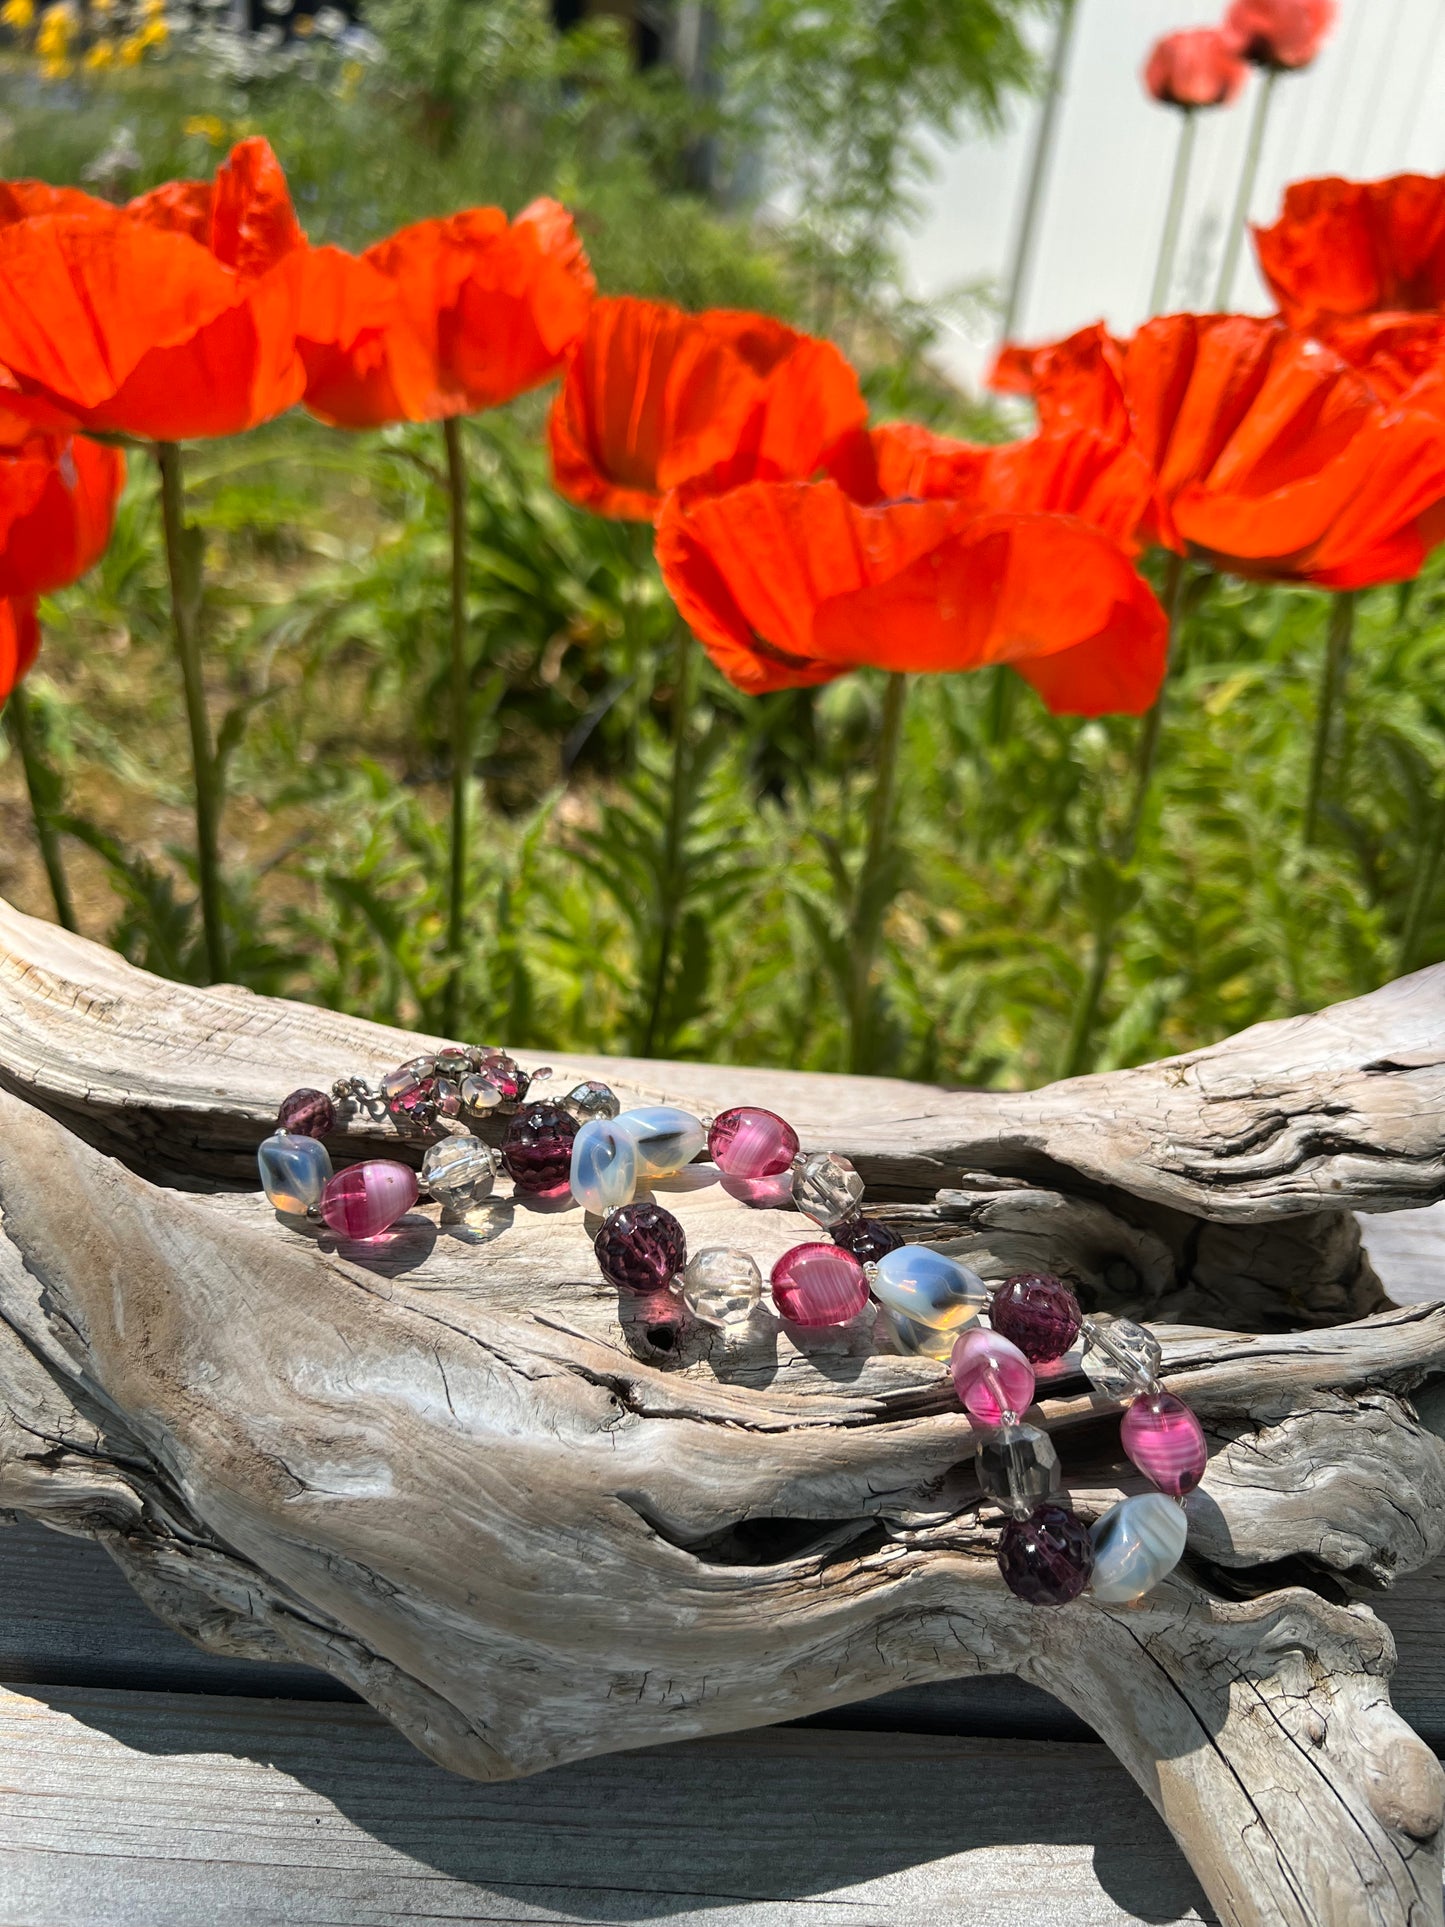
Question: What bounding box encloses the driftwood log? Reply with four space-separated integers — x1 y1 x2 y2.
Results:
0 895 1443 1926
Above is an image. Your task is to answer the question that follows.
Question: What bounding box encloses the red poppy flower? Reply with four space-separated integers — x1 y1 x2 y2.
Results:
656 479 1168 714
0 428 124 597
0 137 309 441
1145 30 1247 109
1254 174 1445 331
0 594 39 704
300 198 595 429
1222 0 1336 70
992 314 1445 588
853 421 1154 552
989 323 1133 441
548 296 868 521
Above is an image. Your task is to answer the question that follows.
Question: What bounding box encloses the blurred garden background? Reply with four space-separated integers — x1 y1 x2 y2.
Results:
2 0 1444 1090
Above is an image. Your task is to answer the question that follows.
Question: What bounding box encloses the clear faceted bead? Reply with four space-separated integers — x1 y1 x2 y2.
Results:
563 1080 621 1123
975 1422 1061 1518
791 1150 865 1228
421 1135 498 1211
1081 1316 1163 1399
682 1247 763 1328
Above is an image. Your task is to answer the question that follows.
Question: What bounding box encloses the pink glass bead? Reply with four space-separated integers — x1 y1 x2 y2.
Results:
277 1087 335 1139
770 1244 868 1327
320 1160 419 1239
950 1327 1036 1425
708 1106 800 1179
1121 1392 1208 1496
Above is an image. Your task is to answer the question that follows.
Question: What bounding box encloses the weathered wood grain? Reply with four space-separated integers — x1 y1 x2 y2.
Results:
3 893 1445 1922
2 894 1443 1220
0 1684 1216 1926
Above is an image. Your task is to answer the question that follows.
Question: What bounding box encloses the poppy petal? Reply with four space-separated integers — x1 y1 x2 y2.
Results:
810 509 1167 714
0 594 39 702
0 433 124 596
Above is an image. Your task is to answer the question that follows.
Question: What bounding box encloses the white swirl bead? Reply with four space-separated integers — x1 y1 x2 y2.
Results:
881 1306 956 1358
682 1247 762 1327
258 1130 333 1215
614 1105 706 1178
1089 1492 1188 1604
570 1118 638 1214
869 1245 986 1331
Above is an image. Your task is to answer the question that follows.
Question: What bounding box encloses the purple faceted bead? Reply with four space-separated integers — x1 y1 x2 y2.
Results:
502 1102 579 1196
595 1201 688 1293
277 1087 335 1139
997 1503 1095 1606
990 1273 1082 1364
830 1215 905 1264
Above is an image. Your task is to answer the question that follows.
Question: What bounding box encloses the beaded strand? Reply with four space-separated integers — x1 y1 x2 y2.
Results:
259 1059 1203 1608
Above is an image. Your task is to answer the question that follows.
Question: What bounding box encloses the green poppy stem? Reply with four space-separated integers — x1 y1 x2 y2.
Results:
3 677 76 931
155 439 226 984
1000 0 1080 342
846 670 909 1075
1150 107 1196 316
1303 590 1356 847
1059 553 1187 1079
1214 66 1278 310
441 414 473 1039
1399 786 1445 975
640 623 696 1060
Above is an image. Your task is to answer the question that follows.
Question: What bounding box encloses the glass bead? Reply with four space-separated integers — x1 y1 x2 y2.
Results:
381 1055 436 1119
989 1274 1082 1363
1082 1317 1163 1399
791 1150 865 1228
976 1422 1061 1518
258 1130 333 1215
831 1215 904 1264
708 1106 800 1179
1090 1493 1189 1604
682 1247 763 1328
594 1201 687 1293
883 1307 957 1359
870 1245 986 1331
770 1243 868 1327
471 1049 524 1101
460 1071 505 1111
615 1105 707 1178
997 1503 1095 1606
433 1047 472 1075
1121 1393 1208 1497
319 1160 419 1239
502 1103 579 1197
950 1326 1036 1425
570 1118 638 1215
563 1080 621 1123
434 1077 462 1119
421 1135 498 1211
276 1087 335 1139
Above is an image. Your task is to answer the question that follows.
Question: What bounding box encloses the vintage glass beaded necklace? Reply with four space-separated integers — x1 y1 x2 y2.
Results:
259 1049 1205 1610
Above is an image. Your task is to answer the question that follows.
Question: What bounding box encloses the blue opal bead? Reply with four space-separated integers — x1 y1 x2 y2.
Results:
258 1130 333 1216
570 1118 638 1214
869 1244 987 1331
1089 1492 1188 1604
615 1105 707 1178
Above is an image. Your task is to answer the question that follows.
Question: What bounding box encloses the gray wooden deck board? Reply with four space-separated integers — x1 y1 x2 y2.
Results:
0 1684 1215 1926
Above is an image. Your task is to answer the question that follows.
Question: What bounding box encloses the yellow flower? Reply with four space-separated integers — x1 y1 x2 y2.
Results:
39 49 69 74
90 0 112 12
290 11 313 32
182 113 225 143
141 0 162 17
337 55 363 98
36 0 73 51
1 0 34 30
116 26 141 60
83 32 112 63
134 14 164 46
